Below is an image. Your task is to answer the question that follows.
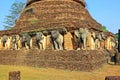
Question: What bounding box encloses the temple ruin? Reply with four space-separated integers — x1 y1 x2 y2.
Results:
0 0 117 71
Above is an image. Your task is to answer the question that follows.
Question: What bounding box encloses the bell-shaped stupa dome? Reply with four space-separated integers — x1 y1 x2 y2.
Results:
13 0 102 32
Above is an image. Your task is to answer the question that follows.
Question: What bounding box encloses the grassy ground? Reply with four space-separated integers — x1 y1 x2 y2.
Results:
0 64 120 80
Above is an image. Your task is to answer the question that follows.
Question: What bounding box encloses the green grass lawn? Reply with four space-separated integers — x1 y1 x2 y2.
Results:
0 64 120 80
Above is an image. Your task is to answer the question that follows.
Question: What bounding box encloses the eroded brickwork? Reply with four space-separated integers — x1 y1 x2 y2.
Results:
0 50 107 71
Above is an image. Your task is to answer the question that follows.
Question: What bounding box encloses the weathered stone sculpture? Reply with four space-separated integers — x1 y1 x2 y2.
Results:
50 30 63 50
95 32 106 49
0 0 117 72
22 33 32 49
86 31 96 50
12 35 21 50
0 0 115 51
1 35 8 47
74 28 89 50
36 32 46 50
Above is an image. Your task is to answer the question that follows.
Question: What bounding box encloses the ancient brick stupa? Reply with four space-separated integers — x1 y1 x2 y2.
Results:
0 0 116 71
13 0 102 33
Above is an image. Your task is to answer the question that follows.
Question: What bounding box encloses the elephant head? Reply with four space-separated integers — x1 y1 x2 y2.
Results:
36 32 44 41
74 28 89 50
59 28 68 35
22 33 31 49
95 32 106 49
100 32 106 40
96 32 106 41
50 30 63 50
1 35 8 47
36 32 44 49
51 30 59 41
12 35 20 50
91 32 96 41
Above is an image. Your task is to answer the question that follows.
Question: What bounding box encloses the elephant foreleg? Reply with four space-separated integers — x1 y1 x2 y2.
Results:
57 34 63 50
54 41 59 50
16 43 19 50
83 38 87 49
40 43 43 50
58 42 63 50
25 43 30 50
98 40 101 49
12 43 15 50
77 37 81 50
37 42 40 49
25 43 28 49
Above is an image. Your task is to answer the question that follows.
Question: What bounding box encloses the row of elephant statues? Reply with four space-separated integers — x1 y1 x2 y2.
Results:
0 28 116 50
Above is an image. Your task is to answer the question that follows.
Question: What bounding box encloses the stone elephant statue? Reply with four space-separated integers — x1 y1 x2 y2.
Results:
1 35 8 48
36 32 46 50
110 37 116 49
12 35 21 50
50 30 63 50
50 28 67 50
74 28 89 50
22 33 32 49
95 32 106 49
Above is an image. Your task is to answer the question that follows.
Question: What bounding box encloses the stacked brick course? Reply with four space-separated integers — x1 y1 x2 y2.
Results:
0 50 107 71
13 0 102 32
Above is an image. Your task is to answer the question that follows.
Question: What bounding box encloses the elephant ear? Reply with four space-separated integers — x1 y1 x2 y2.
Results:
74 30 80 38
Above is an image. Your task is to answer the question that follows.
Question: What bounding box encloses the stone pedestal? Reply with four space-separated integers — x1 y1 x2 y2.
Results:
64 32 73 50
73 34 77 50
87 33 95 50
106 37 112 50
9 71 20 80
105 76 120 80
101 40 105 49
46 35 54 50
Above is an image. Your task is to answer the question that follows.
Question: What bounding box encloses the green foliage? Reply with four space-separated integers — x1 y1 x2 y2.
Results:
28 18 38 25
102 26 108 32
4 0 25 30
115 33 118 41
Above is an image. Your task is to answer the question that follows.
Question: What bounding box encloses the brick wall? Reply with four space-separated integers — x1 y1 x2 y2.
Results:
0 50 107 71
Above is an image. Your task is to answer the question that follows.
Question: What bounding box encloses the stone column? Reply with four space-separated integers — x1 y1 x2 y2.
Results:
9 71 20 80
73 33 77 50
106 37 111 50
46 35 54 50
101 40 105 49
64 32 73 50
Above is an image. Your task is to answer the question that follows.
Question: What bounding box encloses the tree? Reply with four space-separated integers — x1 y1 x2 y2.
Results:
102 26 108 32
115 33 118 41
4 0 25 30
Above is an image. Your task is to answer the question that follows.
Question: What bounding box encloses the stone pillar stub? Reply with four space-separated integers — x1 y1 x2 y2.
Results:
64 32 73 50
46 35 54 50
9 71 20 80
